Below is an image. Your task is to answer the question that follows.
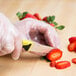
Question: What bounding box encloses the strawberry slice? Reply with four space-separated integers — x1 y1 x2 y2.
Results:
69 37 76 43
33 13 41 20
55 61 71 69
68 41 76 52
72 58 76 64
46 49 62 61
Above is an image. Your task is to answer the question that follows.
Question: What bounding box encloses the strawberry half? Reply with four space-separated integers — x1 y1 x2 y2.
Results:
46 49 62 61
68 41 76 52
69 37 76 43
55 61 71 69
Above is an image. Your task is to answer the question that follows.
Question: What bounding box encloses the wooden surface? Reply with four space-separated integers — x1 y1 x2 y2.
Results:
0 0 76 76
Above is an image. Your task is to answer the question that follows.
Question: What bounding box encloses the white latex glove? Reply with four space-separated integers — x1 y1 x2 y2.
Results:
0 13 60 60
14 18 60 48
0 13 22 60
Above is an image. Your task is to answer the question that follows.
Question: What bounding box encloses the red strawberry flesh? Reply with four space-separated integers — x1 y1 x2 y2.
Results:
46 49 62 61
55 61 71 69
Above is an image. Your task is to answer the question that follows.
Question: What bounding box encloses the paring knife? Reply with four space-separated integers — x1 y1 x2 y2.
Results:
22 40 54 56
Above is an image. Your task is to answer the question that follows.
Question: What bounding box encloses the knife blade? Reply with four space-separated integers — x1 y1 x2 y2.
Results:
22 40 54 56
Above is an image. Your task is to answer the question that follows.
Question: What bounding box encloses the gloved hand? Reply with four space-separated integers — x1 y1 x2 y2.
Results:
0 13 22 60
0 13 60 60
14 18 60 56
14 18 60 48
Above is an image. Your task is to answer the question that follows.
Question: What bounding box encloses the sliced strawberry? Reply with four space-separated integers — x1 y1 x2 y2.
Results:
72 58 76 64
69 37 76 43
46 49 62 61
33 13 41 20
68 41 76 52
55 61 71 69
50 61 56 67
42 16 48 22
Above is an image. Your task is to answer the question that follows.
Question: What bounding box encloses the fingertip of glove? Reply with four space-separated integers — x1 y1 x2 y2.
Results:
12 56 19 60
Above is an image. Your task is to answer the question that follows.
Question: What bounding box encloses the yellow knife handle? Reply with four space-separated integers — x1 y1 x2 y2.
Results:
22 40 33 51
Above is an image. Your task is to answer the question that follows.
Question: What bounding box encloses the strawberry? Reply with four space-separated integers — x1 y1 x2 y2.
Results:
20 16 26 20
55 61 71 69
50 61 56 67
43 17 55 27
68 41 76 52
16 12 65 30
33 13 41 20
46 49 62 61
50 23 55 27
72 58 76 64
16 12 37 20
23 13 37 19
42 16 48 22
69 37 76 43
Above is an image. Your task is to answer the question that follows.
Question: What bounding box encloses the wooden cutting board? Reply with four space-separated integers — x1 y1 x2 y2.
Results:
0 0 76 76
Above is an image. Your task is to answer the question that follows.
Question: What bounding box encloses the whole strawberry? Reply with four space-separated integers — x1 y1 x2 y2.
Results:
43 16 65 30
33 13 41 20
42 16 48 22
69 37 76 43
16 11 65 30
16 12 37 20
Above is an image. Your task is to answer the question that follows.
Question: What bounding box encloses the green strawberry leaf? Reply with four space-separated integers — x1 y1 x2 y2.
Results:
56 25 65 30
22 12 28 18
47 15 55 23
46 59 51 62
53 22 58 25
41 56 51 62
47 16 51 23
53 22 58 27
41 56 46 60
16 12 23 20
51 15 55 22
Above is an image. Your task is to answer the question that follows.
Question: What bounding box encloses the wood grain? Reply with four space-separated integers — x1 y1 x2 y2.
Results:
0 0 76 76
